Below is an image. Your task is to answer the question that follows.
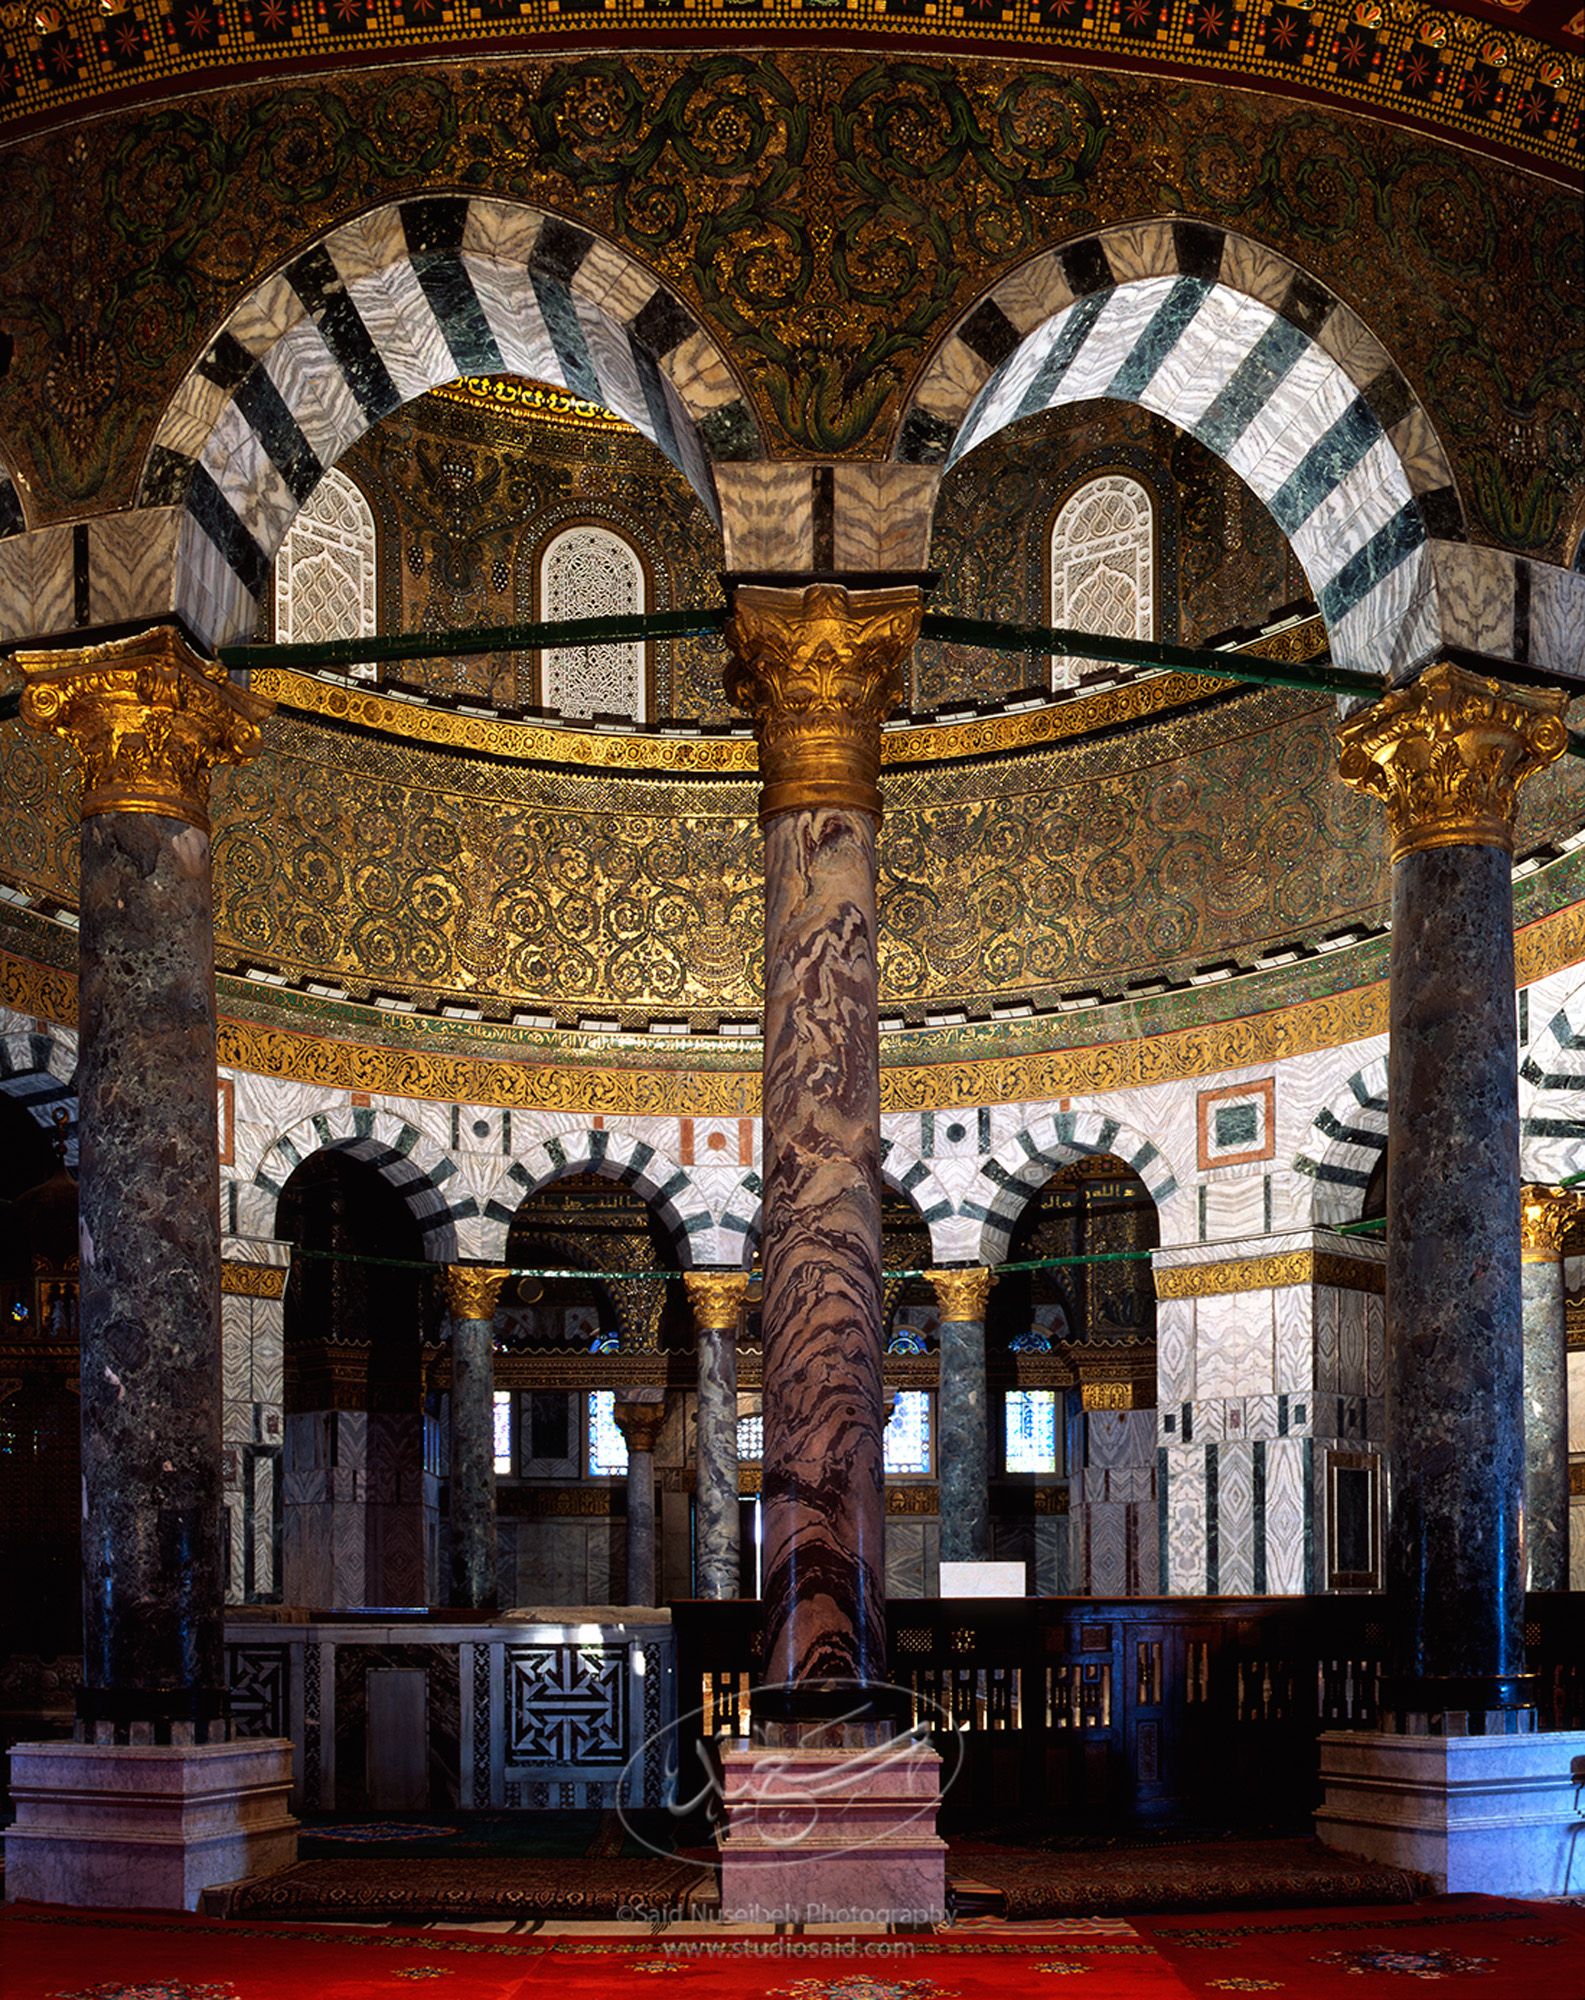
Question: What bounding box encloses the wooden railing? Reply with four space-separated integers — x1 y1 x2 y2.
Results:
671 1594 1585 1832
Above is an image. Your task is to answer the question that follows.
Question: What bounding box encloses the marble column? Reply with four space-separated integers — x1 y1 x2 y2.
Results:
726 580 922 1727
928 1266 995 1564
1518 1187 1583 1592
441 1264 507 1612
20 628 271 1745
1338 661 1567 1723
685 1270 749 1599
615 1388 667 1607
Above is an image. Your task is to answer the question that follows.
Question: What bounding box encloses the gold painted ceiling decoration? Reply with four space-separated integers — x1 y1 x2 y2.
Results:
0 0 1575 178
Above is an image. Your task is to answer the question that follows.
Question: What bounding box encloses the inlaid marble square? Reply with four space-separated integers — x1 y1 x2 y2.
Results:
1197 1078 1276 1170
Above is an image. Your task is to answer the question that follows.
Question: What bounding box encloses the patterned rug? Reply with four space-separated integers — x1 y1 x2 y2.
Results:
6 1899 1585 1997
215 1853 718 1921
944 1838 1426 1919
1137 1895 1585 1995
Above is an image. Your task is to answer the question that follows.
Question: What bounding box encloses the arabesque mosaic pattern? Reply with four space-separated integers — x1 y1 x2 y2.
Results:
0 54 1577 563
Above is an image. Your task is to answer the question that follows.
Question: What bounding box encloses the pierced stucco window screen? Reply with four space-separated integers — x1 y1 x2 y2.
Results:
540 524 648 723
274 466 378 671
1049 473 1155 692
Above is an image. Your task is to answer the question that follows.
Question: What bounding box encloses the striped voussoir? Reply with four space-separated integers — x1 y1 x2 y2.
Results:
715 1168 764 1272
253 1106 476 1260
959 1109 1179 1263
1520 1000 1585 1163
141 196 760 650
478 1126 713 1267
899 222 1461 681
0 1023 77 1159
1294 1058 1388 1225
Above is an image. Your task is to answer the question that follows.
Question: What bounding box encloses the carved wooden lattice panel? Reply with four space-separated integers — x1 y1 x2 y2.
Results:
1050 473 1153 690
274 467 378 657
540 525 646 722
506 1642 629 1766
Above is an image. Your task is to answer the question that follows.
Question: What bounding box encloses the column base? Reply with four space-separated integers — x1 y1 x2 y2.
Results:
5 1738 299 1912
718 1738 947 1924
1315 1727 1585 1895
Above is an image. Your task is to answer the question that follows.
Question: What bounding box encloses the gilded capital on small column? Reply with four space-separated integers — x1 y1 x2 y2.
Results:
1336 660 1568 863
724 581 922 822
927 1265 995 1323
442 1264 510 1322
17 625 273 833
614 1390 668 1456
683 1269 749 1335
1519 1185 1585 1263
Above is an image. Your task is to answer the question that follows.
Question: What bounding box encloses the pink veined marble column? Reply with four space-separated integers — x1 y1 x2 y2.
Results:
725 581 922 1730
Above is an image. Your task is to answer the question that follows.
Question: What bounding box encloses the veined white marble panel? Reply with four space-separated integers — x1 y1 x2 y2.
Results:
1264 1436 1308 1594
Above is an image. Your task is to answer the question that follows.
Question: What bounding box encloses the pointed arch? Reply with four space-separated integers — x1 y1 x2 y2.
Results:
141 195 760 649
959 1108 1180 1265
477 1127 711 1268
252 1107 474 1260
897 221 1460 681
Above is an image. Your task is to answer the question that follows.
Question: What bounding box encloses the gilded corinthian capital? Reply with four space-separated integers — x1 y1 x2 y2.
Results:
17 626 272 833
1336 661 1568 863
442 1264 510 1322
724 581 923 822
683 1269 749 1334
928 1266 994 1322
1519 1185 1585 1263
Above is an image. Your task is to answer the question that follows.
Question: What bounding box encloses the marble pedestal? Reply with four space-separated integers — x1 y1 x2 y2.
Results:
717 1739 947 1923
5 1738 299 1911
1315 1728 1585 1894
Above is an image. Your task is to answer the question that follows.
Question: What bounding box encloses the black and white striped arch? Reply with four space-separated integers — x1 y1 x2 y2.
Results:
479 1127 713 1270
253 1107 476 1262
899 221 1461 682
947 1110 1179 1266
142 196 761 650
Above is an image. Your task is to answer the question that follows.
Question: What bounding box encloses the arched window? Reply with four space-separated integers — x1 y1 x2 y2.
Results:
539 524 648 724
1049 472 1155 691
273 467 377 669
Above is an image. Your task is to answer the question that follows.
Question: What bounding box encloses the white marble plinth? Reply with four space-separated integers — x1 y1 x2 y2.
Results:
718 1738 947 1924
5 1738 299 1912
1315 1728 1585 1895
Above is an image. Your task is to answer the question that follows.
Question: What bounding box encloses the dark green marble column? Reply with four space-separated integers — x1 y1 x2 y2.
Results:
1518 1187 1580 1593
21 628 269 1745
443 1265 506 1612
615 1390 667 1607
929 1267 995 1564
685 1271 748 1599
1339 662 1567 1727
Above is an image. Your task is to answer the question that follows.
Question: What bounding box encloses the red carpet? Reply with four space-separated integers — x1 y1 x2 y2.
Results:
0 1908 1178 1996
2 1898 1583 1997
1138 1896 1585 1997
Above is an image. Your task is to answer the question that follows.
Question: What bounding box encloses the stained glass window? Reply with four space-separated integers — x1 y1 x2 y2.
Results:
1050 473 1154 692
493 1389 513 1476
737 1413 764 1461
588 1389 630 1477
883 1390 932 1477
274 466 378 667
1005 1390 1059 1474
541 525 647 722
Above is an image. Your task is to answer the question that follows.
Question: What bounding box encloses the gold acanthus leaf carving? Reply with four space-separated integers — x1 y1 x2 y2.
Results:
1519 1184 1585 1262
683 1269 750 1332
17 626 272 833
1336 660 1569 863
927 1266 994 1322
725 582 923 822
442 1264 511 1321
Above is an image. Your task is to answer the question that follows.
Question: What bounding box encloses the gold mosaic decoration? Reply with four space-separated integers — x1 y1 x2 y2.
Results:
1155 1249 1385 1299
220 1260 287 1299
